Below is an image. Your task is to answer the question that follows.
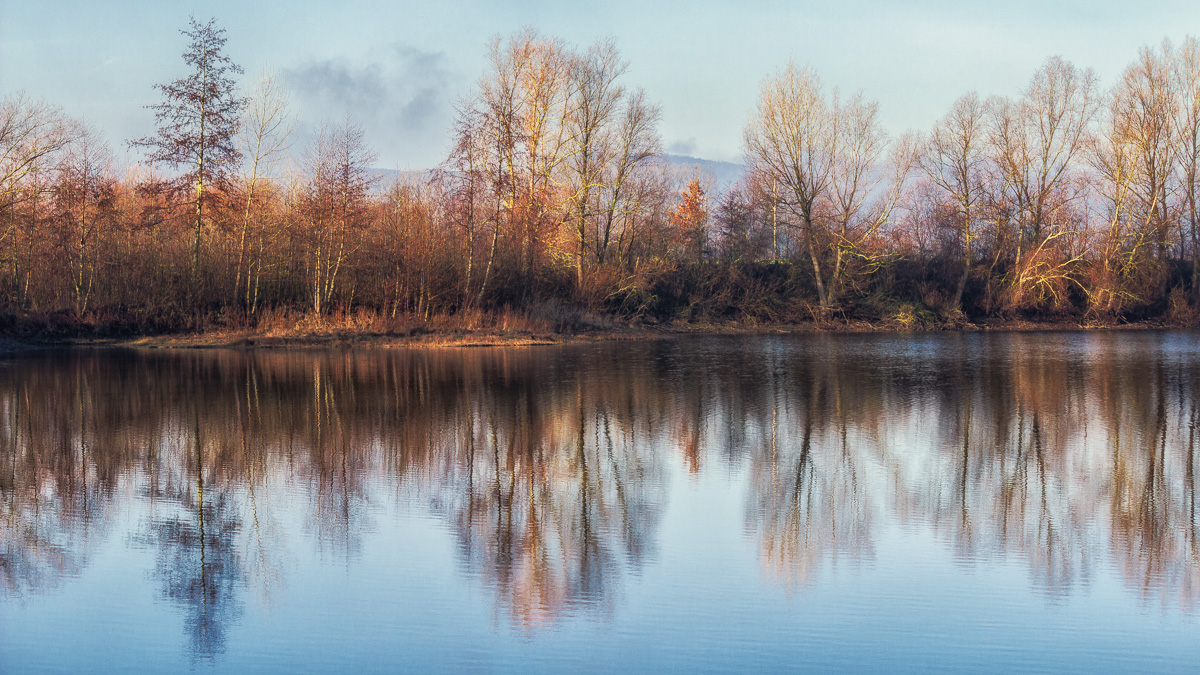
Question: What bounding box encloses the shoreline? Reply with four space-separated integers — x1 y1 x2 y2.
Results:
1 318 1193 351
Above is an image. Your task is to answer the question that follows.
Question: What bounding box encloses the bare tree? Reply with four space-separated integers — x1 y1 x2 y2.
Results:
442 103 489 308
1 94 74 212
744 62 834 309
132 17 245 279
53 125 116 315
745 64 912 310
595 89 661 267
1175 37 1200 303
988 57 1099 311
447 31 655 304
517 34 571 284
460 33 530 309
923 93 989 312
1089 88 1146 314
234 71 293 310
1114 43 1179 263
0 94 76 307
992 57 1099 250
300 118 376 315
825 94 917 305
565 39 626 288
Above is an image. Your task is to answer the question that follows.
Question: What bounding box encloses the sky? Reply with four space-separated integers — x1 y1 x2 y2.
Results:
4 1 1200 170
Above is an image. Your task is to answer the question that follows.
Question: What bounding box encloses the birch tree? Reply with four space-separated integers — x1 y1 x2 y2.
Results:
234 71 293 310
302 118 376 315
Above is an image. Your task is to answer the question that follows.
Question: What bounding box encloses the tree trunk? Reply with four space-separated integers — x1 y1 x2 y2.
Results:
804 217 828 312
954 239 971 312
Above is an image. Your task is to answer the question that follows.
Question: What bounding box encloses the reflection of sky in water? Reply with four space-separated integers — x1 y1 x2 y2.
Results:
1 333 1199 672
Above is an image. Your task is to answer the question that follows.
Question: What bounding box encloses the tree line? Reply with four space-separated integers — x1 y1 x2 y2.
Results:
4 18 1200 335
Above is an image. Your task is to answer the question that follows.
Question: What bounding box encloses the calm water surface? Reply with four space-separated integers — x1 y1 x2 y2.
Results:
2 333 1199 672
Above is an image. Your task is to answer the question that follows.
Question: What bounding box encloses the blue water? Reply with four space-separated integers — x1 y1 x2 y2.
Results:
1 332 1198 672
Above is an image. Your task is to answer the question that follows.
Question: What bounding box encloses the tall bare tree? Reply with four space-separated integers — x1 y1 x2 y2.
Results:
923 93 989 312
565 39 626 287
1113 43 1179 263
1 94 74 212
442 103 489 308
234 71 293 310
595 89 661 267
0 94 75 307
1175 37 1200 303
459 33 530 308
744 62 834 309
988 57 1099 311
53 125 116 315
301 118 376 315
132 17 245 280
825 94 916 305
517 34 571 283
991 57 1099 251
745 64 911 310
1089 86 1144 314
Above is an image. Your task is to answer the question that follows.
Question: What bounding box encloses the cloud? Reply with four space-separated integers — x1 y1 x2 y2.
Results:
666 137 699 157
283 44 457 168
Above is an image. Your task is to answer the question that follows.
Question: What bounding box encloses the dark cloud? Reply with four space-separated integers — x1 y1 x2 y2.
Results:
283 44 456 168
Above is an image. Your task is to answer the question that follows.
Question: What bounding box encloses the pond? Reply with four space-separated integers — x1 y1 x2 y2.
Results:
1 333 1198 672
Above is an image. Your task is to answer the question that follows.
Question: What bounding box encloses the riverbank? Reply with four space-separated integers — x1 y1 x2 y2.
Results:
1 315 1191 351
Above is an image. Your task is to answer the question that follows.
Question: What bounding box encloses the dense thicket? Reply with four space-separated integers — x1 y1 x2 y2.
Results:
5 24 1200 337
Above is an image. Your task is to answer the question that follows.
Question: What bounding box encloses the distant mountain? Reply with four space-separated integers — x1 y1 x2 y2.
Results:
664 155 747 191
369 167 432 185
370 155 748 192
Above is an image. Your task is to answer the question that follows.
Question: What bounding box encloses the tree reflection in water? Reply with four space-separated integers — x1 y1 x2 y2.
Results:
0 333 1198 658
743 341 875 587
0 360 112 595
408 350 667 627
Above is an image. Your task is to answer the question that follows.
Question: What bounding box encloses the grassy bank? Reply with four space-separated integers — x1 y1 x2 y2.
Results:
1 305 1192 352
